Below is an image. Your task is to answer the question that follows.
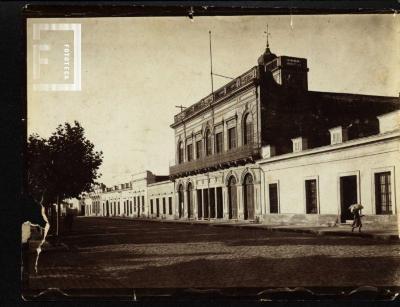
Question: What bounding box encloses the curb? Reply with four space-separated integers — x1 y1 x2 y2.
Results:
215 224 399 241
90 216 399 241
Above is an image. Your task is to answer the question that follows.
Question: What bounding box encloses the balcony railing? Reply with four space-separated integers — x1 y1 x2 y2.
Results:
169 143 261 178
173 66 259 125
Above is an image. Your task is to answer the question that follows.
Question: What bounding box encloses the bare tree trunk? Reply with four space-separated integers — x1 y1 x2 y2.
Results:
56 195 60 237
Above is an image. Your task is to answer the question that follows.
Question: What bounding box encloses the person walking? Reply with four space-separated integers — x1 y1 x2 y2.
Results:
348 203 364 232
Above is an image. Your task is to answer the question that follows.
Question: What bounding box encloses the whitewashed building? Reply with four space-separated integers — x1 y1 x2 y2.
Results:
84 46 399 227
167 46 399 226
257 111 399 225
148 180 176 219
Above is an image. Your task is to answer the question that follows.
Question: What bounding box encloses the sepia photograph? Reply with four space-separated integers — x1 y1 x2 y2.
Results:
22 8 400 301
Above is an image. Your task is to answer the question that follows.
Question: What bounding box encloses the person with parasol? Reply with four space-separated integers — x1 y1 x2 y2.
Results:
348 203 364 232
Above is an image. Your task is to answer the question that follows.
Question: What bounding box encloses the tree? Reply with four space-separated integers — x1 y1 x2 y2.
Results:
27 121 103 235
27 134 53 204
47 121 103 200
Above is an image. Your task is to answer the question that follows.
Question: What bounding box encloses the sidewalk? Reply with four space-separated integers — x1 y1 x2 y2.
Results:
227 224 399 241
100 216 399 241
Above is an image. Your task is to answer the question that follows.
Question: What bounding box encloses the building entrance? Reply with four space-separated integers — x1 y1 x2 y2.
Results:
216 187 223 218
340 175 358 222
228 176 237 219
210 188 216 218
187 183 193 218
178 185 184 218
197 190 203 219
203 189 209 219
243 174 255 220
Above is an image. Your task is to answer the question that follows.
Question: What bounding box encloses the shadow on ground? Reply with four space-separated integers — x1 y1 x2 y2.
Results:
27 217 400 289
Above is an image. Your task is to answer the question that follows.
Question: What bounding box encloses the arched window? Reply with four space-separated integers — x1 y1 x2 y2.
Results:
178 141 184 164
243 113 253 145
205 129 212 156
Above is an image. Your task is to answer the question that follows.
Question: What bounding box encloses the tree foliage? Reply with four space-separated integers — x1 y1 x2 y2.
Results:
27 121 103 206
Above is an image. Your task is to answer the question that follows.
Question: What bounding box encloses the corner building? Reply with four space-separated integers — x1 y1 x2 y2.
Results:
169 46 399 224
83 45 399 227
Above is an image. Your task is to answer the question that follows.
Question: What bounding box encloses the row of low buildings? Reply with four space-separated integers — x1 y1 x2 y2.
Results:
82 44 400 227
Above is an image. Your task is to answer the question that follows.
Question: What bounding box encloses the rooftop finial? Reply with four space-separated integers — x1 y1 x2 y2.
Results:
264 24 271 50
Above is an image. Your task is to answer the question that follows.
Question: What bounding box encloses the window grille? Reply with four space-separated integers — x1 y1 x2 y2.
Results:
375 172 392 214
305 179 318 214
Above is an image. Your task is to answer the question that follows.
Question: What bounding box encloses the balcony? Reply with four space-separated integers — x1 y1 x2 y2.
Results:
172 66 259 127
169 143 261 178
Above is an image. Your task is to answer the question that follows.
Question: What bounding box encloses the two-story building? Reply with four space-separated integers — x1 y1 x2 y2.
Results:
168 45 399 224
83 44 399 227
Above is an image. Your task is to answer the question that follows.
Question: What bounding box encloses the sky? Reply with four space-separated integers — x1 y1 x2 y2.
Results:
27 14 400 186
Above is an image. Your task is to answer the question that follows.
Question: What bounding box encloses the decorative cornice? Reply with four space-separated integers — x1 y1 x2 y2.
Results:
257 130 400 165
171 66 259 128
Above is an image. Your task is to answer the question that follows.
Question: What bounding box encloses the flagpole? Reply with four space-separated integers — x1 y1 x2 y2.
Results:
208 30 214 220
209 30 214 95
